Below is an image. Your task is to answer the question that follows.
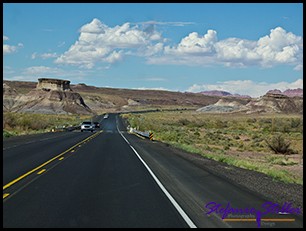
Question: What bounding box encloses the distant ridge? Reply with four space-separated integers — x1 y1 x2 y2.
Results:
199 88 303 99
267 88 303 98
3 79 303 115
3 79 221 114
199 90 251 98
197 91 303 114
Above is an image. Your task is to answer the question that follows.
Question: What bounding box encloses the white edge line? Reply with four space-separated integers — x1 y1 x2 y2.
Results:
116 116 197 228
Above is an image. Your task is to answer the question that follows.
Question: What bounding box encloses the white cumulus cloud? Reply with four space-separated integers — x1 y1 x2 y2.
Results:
165 30 217 55
255 27 302 67
3 35 23 55
104 50 123 63
148 27 303 70
55 18 163 68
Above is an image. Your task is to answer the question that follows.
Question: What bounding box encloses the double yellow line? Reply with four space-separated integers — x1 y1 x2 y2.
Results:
3 131 102 193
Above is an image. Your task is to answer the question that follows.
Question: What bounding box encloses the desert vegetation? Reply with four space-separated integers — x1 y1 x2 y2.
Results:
121 111 303 184
3 112 91 137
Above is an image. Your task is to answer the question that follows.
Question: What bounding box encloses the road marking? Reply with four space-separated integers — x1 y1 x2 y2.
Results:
224 218 295 222
59 157 64 161
3 193 10 199
116 116 197 228
3 130 102 191
37 169 46 175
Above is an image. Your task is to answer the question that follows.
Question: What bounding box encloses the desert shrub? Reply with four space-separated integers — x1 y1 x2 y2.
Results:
206 131 223 142
279 160 298 166
3 130 14 138
195 120 207 127
266 156 298 166
265 135 293 155
215 120 228 129
160 131 179 142
30 120 49 130
237 145 245 152
202 144 212 151
258 143 264 148
290 118 303 133
180 136 193 145
252 134 259 139
218 156 228 163
266 156 282 164
260 118 272 124
204 119 214 128
178 118 191 126
262 126 270 133
253 137 263 143
247 118 257 124
290 118 301 128
273 119 291 133
224 144 230 150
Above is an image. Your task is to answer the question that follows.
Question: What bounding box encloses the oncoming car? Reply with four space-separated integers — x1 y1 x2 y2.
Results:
80 121 95 132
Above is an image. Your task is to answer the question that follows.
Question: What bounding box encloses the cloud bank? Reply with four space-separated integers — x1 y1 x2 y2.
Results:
187 78 303 98
148 27 303 71
55 19 303 71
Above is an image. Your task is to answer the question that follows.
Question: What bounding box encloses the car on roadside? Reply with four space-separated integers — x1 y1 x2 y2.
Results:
104 114 109 119
93 121 100 129
64 125 76 132
80 121 95 132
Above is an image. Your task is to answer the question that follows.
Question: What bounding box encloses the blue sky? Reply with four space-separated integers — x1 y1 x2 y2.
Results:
3 3 303 97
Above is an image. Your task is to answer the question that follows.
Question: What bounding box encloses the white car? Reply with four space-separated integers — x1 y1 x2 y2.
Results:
80 121 95 132
104 114 109 119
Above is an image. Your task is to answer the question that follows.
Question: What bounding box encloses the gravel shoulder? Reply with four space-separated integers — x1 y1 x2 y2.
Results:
161 141 303 214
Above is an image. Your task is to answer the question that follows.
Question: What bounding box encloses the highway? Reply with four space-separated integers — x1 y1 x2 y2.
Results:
3 114 303 228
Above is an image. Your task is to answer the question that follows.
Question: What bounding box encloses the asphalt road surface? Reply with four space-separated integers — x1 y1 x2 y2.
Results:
3 114 303 228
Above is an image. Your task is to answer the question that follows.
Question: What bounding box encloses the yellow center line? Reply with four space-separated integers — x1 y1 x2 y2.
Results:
3 130 102 191
58 157 64 161
3 193 10 199
37 169 46 175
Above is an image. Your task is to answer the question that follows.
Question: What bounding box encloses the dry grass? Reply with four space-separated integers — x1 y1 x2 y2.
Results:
3 112 91 137
122 111 303 184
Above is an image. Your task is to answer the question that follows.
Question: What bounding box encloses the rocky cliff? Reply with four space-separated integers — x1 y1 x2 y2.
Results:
3 81 93 115
197 92 303 114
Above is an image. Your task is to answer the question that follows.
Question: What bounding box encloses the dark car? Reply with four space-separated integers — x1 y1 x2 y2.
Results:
93 122 100 128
